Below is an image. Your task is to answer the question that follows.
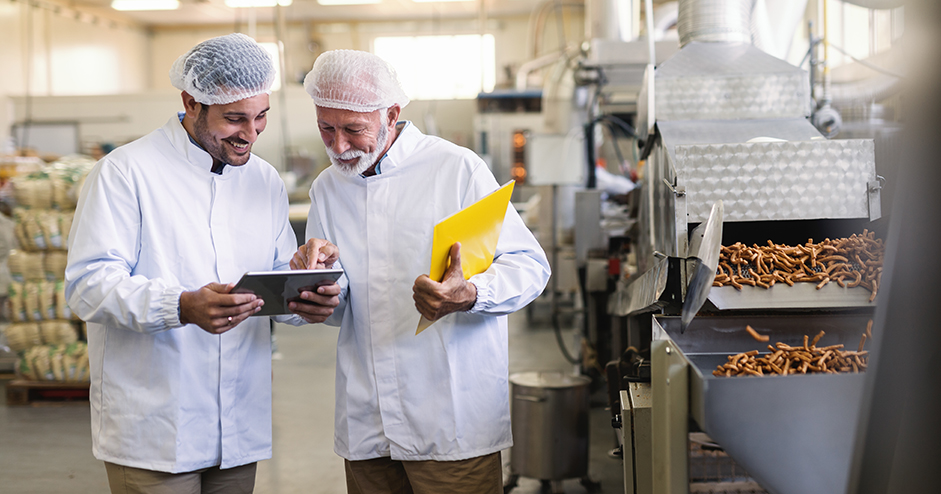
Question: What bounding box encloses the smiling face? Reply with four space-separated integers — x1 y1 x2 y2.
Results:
316 105 400 177
181 92 270 168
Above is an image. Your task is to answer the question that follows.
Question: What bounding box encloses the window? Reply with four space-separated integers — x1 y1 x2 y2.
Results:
373 34 495 100
258 42 282 92
826 0 903 69
51 45 121 95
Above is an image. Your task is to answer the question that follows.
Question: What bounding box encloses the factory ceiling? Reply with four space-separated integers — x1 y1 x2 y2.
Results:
65 0 550 27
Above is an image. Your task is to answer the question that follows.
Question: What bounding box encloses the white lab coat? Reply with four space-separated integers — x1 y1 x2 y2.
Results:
307 123 551 461
65 115 303 473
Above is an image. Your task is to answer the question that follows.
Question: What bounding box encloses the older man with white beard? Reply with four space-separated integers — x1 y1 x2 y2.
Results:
319 106 391 176
288 50 550 494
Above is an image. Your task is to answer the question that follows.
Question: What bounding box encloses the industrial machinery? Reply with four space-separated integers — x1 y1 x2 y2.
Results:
602 1 885 494
483 0 898 491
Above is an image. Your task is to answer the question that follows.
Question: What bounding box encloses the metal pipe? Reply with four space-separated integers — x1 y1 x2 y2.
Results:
677 0 752 47
645 0 655 64
274 4 291 173
515 46 578 91
531 0 584 60
822 0 832 105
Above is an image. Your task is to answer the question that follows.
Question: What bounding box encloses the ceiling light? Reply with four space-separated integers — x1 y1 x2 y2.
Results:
411 0 473 2
316 0 380 5
111 0 179 10
226 0 292 6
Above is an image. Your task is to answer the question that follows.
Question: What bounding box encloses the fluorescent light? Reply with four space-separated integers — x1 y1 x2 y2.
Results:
316 0 380 5
111 0 179 10
411 0 472 2
226 0 292 6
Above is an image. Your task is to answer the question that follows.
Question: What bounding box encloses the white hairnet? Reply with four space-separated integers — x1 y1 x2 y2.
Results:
169 33 276 106
303 50 409 113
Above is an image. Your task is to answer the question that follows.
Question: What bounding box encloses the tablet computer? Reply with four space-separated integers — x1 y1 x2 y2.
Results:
232 269 343 316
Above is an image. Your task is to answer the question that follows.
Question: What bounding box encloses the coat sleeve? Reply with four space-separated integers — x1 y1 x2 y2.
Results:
303 183 350 328
464 166 551 316
64 159 184 334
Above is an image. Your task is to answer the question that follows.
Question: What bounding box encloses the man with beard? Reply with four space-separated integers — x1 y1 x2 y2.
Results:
65 34 340 494
289 50 550 494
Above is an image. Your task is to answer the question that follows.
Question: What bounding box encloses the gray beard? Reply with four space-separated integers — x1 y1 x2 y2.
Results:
327 122 389 177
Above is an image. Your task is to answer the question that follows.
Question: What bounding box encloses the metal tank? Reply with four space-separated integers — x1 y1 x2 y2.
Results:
508 371 592 482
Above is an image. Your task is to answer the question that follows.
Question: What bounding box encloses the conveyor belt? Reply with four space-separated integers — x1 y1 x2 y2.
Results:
707 283 876 310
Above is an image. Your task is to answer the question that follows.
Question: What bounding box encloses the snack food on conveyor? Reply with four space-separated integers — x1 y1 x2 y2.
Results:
712 230 885 302
745 324 769 342
712 329 870 377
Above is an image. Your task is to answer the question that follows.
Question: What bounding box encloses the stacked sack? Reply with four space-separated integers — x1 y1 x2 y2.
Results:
10 155 93 252
2 155 95 382
16 341 90 382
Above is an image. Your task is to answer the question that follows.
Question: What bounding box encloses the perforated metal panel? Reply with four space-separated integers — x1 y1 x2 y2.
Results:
655 43 811 121
674 139 876 222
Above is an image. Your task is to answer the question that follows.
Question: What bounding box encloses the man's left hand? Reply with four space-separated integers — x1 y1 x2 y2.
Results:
413 242 478 321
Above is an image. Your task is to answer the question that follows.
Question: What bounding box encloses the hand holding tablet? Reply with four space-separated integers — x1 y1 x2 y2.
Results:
232 269 343 316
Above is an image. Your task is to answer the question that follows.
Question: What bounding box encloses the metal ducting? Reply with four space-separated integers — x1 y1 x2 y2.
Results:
677 0 753 47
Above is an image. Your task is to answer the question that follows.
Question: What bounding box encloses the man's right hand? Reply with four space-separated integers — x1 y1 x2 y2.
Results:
288 238 341 323
288 282 342 324
179 283 264 335
291 238 339 270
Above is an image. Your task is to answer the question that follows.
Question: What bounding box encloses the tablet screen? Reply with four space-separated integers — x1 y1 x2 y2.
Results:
232 269 343 316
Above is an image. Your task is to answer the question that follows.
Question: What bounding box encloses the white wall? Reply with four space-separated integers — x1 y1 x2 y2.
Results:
8 86 478 174
145 14 577 92
5 9 584 170
0 1 150 152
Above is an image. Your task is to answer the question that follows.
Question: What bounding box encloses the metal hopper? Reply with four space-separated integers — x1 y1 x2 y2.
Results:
651 314 870 494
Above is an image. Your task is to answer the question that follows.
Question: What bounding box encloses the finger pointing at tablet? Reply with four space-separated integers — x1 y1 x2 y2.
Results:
291 238 339 270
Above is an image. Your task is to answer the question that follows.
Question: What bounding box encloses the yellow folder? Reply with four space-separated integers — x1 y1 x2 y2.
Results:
416 180 516 334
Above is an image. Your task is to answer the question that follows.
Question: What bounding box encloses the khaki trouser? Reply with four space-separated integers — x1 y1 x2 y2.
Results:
344 452 502 494
104 461 257 494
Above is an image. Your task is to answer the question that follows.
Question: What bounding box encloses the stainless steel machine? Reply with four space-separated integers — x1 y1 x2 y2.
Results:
606 2 884 493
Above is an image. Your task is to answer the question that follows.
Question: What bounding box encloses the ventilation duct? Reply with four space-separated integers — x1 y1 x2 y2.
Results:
677 0 753 47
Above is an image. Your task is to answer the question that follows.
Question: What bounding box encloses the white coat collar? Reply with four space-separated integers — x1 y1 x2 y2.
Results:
372 121 418 175
163 113 240 176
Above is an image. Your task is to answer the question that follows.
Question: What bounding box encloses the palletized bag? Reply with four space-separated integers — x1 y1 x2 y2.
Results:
8 281 26 322
23 211 47 251
63 341 86 381
12 208 33 251
50 346 66 381
30 345 54 381
75 351 90 382
55 281 73 320
3 322 42 351
24 282 42 322
16 353 40 381
12 174 54 210
44 251 68 281
8 249 26 283
23 252 45 282
38 211 63 250
40 320 77 345
59 211 74 247
39 281 56 320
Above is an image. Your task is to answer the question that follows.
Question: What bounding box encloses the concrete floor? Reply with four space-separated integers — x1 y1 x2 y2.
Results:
0 312 626 493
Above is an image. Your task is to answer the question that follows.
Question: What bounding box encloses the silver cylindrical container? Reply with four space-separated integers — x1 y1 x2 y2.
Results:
509 371 591 480
677 0 753 47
